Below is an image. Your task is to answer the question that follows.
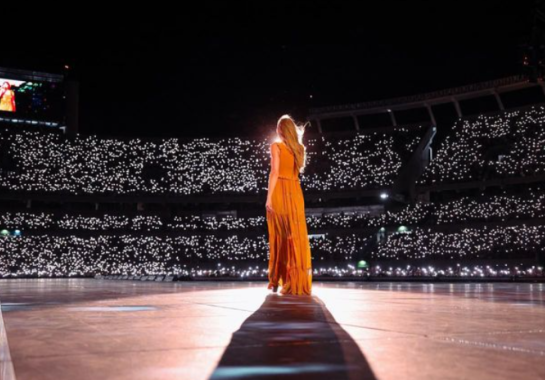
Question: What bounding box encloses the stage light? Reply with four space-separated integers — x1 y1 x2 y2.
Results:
397 226 408 233
13 230 21 236
380 193 389 200
1 229 9 236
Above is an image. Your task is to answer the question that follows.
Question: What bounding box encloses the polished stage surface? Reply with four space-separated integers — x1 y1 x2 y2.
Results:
0 280 544 380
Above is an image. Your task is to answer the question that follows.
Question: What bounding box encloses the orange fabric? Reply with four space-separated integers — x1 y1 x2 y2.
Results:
266 141 312 295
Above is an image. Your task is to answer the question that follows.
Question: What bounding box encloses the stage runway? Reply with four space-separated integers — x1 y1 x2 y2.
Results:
0 279 544 380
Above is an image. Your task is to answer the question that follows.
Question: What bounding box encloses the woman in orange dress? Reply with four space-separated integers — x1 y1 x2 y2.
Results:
265 115 312 295
0 82 16 112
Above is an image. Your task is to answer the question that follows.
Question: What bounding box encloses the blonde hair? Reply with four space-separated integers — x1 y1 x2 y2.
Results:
277 114 309 173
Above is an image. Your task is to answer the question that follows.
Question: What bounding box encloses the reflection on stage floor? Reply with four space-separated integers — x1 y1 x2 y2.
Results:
0 279 544 380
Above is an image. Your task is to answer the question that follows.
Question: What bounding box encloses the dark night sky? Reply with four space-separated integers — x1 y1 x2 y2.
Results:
1 1 536 139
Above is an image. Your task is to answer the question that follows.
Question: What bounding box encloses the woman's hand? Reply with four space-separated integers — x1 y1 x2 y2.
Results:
266 198 274 214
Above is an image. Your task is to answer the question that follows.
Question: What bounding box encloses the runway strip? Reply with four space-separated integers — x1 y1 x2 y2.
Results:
0 299 16 380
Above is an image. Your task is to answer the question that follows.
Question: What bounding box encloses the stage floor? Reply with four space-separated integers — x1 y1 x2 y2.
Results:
0 279 544 380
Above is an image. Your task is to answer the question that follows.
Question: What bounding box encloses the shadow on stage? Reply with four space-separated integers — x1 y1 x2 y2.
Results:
209 293 376 380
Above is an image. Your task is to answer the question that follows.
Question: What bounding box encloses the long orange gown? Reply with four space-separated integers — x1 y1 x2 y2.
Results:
266 141 312 295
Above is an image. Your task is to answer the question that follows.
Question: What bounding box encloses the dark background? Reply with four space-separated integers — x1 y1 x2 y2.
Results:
0 1 536 139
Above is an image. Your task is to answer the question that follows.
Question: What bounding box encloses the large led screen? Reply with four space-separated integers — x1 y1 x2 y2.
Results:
0 77 64 121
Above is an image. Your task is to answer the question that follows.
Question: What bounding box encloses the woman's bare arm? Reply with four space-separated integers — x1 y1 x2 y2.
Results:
266 143 280 203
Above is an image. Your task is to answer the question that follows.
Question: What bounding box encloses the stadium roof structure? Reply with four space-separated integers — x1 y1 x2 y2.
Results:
0 67 64 83
307 75 542 133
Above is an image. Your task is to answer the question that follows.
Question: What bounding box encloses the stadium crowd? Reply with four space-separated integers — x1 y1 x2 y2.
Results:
1 105 544 279
421 106 545 185
373 225 545 261
1 191 543 232
0 127 423 196
0 233 368 277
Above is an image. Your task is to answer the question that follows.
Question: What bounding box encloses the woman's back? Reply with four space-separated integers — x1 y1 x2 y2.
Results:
273 141 299 180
